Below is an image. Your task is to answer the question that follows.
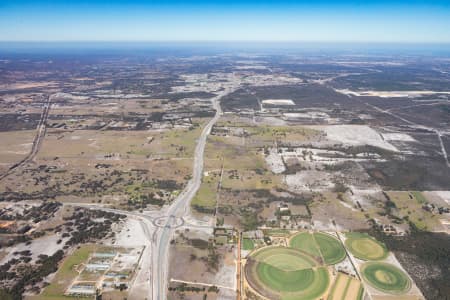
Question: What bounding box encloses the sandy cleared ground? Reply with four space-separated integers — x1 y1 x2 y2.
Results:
0 233 69 264
265 149 286 174
112 217 153 300
113 218 150 247
430 191 450 205
336 89 450 98
0 81 58 90
310 125 398 152
262 99 295 105
372 295 424 300
382 133 416 142
280 146 386 163
285 170 335 191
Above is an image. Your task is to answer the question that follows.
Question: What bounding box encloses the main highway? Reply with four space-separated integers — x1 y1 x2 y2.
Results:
63 87 234 299
152 88 232 300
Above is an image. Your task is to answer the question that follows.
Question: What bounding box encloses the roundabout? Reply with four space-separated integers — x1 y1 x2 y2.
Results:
245 246 330 300
152 215 184 228
361 262 411 294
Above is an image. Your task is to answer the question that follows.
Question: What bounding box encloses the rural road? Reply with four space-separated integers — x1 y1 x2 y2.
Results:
0 94 52 181
64 87 234 299
152 88 231 300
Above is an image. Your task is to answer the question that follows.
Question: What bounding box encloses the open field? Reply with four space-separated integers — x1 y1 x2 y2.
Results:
0 126 207 208
0 130 35 173
361 262 411 295
345 232 388 261
327 273 363 300
197 121 322 228
385 191 443 231
191 170 220 212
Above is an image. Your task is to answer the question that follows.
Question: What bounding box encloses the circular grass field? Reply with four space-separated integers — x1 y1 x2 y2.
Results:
245 246 330 300
314 233 346 265
289 232 346 265
345 232 388 261
289 232 321 257
361 262 411 294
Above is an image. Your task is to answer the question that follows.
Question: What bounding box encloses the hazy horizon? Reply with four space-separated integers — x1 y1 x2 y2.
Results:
1 0 450 43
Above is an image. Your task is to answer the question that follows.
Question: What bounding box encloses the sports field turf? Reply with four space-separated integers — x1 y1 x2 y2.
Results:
289 232 321 257
314 233 346 265
289 232 346 265
344 232 388 261
245 246 330 300
252 246 317 270
361 262 411 294
242 238 255 250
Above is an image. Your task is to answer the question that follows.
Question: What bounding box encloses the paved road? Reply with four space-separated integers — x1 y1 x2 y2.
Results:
152 89 231 300
63 88 233 299
0 95 52 181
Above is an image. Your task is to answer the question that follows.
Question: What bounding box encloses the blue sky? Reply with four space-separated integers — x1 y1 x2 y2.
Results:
1 0 450 43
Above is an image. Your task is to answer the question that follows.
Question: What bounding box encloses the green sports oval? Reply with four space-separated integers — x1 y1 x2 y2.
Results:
361 262 411 294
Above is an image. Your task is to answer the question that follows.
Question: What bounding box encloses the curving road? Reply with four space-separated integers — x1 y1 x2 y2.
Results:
152 88 231 300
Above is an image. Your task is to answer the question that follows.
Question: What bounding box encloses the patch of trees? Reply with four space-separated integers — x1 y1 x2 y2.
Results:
0 235 31 249
189 238 209 250
168 283 219 293
252 189 313 206
0 202 61 224
333 182 349 194
239 210 260 231
0 250 64 300
206 242 220 271
63 208 125 246
192 204 215 214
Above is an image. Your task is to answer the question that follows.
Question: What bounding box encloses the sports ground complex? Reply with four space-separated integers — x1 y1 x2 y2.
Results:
344 233 412 296
243 231 415 300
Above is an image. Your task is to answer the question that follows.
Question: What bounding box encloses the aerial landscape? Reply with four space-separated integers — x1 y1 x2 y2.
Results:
0 1 450 300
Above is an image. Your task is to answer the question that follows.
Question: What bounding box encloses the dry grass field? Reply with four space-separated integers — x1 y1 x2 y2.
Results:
385 191 442 231
0 130 35 173
0 120 208 208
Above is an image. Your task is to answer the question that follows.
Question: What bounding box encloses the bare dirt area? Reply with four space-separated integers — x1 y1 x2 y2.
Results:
309 125 398 152
168 228 236 300
310 192 369 231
